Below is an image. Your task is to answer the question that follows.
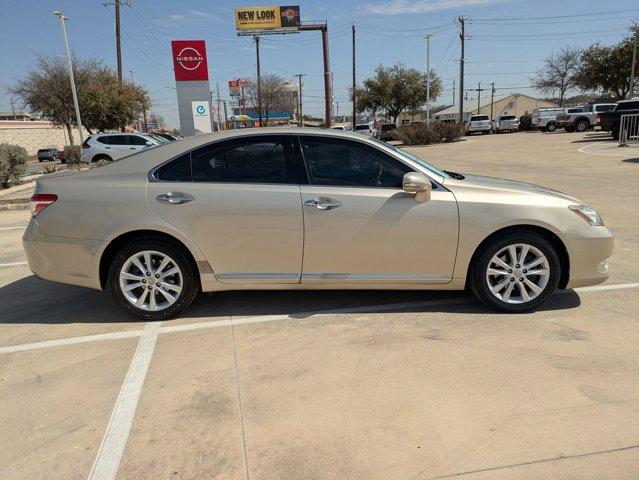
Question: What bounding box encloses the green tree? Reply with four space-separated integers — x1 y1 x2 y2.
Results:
352 63 442 123
530 46 581 107
573 27 639 99
9 54 150 144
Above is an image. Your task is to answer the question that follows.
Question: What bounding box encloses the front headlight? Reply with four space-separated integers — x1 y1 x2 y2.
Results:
569 205 604 226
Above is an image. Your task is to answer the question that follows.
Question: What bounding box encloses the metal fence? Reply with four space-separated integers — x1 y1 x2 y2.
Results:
619 113 639 146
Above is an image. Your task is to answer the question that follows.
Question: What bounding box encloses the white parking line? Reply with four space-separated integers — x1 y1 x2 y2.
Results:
0 261 28 268
0 225 27 231
577 143 633 158
87 321 160 480
2 282 639 356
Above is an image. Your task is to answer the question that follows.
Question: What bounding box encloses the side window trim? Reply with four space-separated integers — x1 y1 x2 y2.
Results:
297 134 413 190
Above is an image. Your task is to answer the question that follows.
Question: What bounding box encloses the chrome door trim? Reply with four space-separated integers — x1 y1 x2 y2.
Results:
302 273 450 283
217 272 301 283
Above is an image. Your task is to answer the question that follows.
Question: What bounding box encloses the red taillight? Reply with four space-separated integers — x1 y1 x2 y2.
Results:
81 139 90 149
597 114 602 123
30 194 58 217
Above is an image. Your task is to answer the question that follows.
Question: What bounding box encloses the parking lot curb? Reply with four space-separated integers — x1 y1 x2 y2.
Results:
0 181 35 198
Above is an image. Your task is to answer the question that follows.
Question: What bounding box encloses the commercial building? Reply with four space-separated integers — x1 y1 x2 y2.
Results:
433 93 557 122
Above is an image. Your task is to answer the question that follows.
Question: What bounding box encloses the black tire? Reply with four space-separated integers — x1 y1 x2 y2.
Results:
108 239 199 320
611 124 620 140
470 231 561 313
575 120 589 133
540 127 547 132
93 154 113 162
564 126 575 133
546 122 556 132
38 158 43 162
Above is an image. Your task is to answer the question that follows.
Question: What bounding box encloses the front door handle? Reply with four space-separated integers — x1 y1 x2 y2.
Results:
156 192 194 205
304 197 342 210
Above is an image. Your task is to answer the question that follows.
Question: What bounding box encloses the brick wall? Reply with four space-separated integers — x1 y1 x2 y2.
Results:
0 121 82 155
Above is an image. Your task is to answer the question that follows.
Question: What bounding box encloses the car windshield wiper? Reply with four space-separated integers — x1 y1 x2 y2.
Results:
444 170 465 180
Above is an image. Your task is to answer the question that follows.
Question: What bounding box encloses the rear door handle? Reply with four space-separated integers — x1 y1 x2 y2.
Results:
156 192 194 205
304 197 342 210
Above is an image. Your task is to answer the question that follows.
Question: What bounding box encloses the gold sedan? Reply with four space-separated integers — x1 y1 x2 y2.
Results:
24 128 613 319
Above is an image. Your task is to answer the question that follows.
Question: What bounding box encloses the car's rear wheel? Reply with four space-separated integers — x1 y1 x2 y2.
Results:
470 232 561 313
611 124 620 140
93 154 113 162
109 239 198 320
546 123 556 132
575 120 588 132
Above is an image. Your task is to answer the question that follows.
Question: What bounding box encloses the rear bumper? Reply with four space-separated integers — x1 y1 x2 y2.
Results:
565 226 614 289
22 219 104 290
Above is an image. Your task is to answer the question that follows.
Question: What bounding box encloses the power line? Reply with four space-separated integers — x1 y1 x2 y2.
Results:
472 8 639 21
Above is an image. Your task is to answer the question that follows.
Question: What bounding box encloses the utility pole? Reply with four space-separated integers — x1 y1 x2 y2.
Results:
130 70 141 131
477 82 481 114
352 23 356 129
115 0 122 84
321 26 333 127
629 27 638 98
425 33 433 125
490 82 495 120
223 100 228 130
53 11 84 145
458 16 465 124
254 34 262 126
294 73 305 127
216 81 223 131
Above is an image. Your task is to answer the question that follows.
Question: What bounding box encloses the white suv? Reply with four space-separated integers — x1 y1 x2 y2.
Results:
466 115 491 135
81 133 162 162
353 124 376 137
492 115 520 133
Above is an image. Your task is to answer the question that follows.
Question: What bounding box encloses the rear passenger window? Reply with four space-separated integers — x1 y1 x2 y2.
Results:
155 153 191 182
108 135 128 145
190 135 294 184
97 136 111 145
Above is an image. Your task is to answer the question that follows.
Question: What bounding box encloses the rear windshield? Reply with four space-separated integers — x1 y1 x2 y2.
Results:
354 125 370 131
500 115 516 120
594 104 615 112
470 115 489 121
617 101 639 111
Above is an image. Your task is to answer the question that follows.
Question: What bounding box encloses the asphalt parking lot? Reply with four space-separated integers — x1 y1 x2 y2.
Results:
1 130 638 479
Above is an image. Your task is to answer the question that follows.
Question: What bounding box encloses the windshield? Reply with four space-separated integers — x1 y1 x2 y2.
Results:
370 137 450 179
501 115 516 120
354 125 369 130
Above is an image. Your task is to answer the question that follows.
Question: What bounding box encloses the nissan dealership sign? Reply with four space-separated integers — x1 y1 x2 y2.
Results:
171 40 209 82
171 40 212 135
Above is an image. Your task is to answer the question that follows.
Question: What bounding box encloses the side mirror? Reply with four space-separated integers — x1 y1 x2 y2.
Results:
403 172 432 203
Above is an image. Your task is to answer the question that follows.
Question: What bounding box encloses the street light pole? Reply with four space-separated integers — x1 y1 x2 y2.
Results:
424 33 433 125
53 11 84 145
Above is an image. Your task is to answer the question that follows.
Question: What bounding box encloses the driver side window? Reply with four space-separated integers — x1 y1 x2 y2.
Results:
299 136 411 188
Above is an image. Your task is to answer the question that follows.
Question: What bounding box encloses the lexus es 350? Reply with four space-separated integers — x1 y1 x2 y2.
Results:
24 128 613 319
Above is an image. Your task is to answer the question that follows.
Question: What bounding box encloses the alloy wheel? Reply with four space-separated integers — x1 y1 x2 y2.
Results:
485 243 550 304
118 250 183 311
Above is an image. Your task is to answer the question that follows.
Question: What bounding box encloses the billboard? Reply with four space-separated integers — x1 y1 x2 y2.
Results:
234 6 300 32
171 40 209 81
228 78 250 96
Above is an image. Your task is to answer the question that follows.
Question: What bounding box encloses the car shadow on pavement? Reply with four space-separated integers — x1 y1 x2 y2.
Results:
622 158 639 164
0 274 581 325
570 136 614 143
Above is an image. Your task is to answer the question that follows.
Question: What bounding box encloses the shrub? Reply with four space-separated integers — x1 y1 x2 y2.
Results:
392 122 465 146
63 145 82 169
0 143 28 188
43 164 59 174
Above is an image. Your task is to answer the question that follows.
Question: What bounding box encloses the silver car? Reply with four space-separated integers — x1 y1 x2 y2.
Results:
466 115 491 135
492 115 520 133
24 128 613 319
80 133 162 163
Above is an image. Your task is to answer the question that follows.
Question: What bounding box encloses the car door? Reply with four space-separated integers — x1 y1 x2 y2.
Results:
128 134 152 154
146 134 305 284
297 135 459 284
104 135 131 159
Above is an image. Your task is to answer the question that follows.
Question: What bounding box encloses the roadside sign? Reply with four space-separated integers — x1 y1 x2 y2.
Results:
234 6 300 32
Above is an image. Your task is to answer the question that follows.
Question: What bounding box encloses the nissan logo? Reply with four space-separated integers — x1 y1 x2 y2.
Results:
175 47 204 71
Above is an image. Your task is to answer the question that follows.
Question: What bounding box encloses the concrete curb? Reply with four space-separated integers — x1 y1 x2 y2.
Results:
0 202 29 211
0 181 35 198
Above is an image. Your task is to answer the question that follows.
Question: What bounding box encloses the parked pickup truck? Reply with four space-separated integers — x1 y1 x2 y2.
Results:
556 103 617 132
597 99 639 140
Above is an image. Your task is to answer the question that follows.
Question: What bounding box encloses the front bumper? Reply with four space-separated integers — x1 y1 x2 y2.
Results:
23 219 104 290
565 226 614 289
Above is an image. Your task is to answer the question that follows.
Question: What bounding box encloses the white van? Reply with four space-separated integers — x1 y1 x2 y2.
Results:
531 107 565 132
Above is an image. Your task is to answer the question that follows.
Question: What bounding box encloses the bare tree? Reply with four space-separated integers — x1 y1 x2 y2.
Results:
245 73 286 125
531 46 581 106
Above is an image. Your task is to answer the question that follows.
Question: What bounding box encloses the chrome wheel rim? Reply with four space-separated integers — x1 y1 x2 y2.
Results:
119 250 183 311
486 243 550 304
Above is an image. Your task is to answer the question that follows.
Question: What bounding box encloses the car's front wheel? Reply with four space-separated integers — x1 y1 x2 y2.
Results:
470 232 561 313
109 239 198 320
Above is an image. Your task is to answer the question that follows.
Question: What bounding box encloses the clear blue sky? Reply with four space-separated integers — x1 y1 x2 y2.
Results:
1 0 638 128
